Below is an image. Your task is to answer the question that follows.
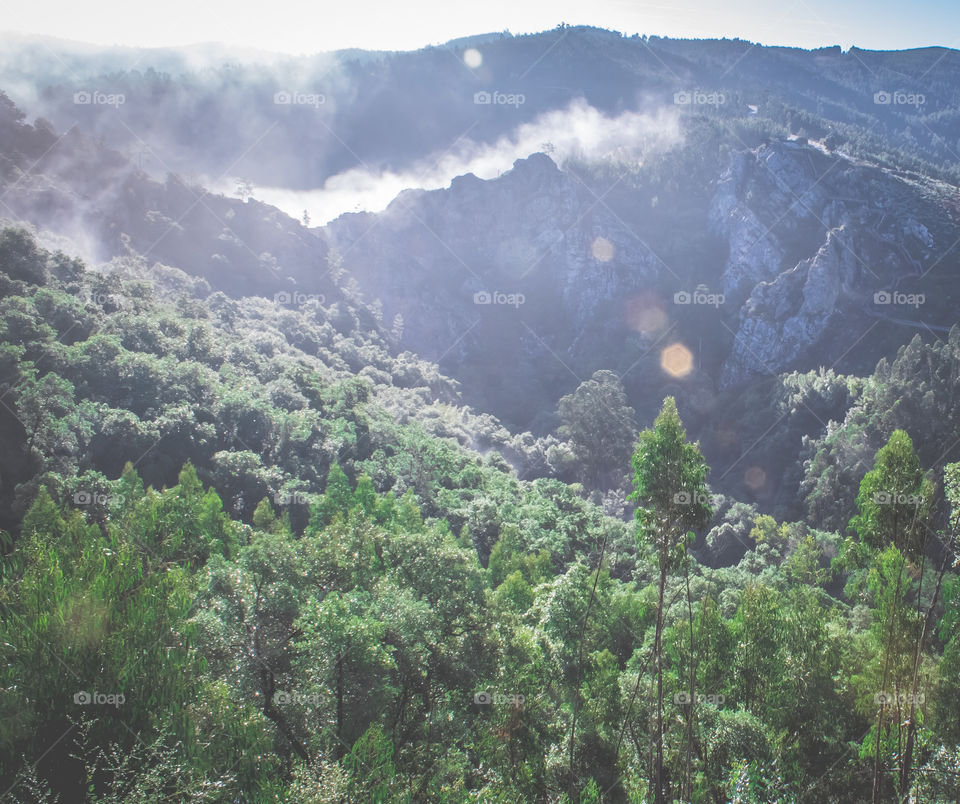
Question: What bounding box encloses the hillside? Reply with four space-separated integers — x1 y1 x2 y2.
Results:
2 28 960 803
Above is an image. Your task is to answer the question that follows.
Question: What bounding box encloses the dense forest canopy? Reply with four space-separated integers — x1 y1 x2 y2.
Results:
2 227 960 802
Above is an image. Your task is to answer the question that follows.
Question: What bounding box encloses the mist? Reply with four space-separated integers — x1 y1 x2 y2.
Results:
217 99 681 224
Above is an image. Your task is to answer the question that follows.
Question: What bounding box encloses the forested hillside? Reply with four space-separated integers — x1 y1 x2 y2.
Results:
3 22 960 804
2 227 960 802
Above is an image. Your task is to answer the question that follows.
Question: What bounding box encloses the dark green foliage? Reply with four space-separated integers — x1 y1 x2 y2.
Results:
556 370 637 490
801 331 960 531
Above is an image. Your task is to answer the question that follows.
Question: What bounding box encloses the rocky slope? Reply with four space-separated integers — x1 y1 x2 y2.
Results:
3 87 959 436
321 138 960 427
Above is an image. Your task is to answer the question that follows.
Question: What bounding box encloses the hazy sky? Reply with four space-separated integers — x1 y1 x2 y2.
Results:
3 0 960 54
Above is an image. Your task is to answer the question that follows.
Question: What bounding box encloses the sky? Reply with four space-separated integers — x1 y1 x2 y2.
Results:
3 0 960 54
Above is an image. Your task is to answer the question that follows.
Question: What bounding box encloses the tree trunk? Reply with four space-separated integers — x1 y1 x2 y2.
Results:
569 530 608 800
261 669 309 761
901 552 951 796
335 651 344 757
653 560 668 804
684 560 696 802
873 557 906 804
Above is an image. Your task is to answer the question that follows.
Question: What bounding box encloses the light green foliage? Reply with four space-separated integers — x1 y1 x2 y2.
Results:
849 430 933 556
630 397 712 564
802 332 960 531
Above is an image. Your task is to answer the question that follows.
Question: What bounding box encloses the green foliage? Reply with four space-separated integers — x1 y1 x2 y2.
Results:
1 226 959 800
557 370 637 489
0 470 222 798
630 396 712 563
802 332 960 531
849 430 933 556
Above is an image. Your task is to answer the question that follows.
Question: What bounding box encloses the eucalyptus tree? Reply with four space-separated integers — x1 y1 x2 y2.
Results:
628 397 712 803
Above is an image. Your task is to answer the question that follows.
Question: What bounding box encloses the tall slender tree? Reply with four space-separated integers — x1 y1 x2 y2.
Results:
629 397 712 803
849 430 933 804
900 462 959 796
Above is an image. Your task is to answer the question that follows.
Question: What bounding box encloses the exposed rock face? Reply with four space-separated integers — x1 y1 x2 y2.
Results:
720 226 856 387
709 150 787 303
321 140 957 425
321 152 670 423
708 142 947 386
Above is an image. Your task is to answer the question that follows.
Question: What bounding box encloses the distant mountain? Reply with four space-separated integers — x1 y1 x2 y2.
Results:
3 26 960 191
0 92 336 301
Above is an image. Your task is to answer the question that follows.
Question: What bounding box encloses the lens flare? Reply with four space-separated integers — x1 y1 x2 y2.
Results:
624 293 668 333
591 236 614 262
463 48 483 68
744 466 767 492
714 423 738 448
661 343 693 377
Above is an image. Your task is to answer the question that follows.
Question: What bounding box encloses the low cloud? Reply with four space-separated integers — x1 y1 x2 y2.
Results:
218 100 681 225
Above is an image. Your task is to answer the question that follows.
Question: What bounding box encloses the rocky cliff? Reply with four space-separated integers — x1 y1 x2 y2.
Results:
322 140 959 427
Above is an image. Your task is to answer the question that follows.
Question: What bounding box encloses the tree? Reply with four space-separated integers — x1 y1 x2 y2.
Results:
0 475 216 798
927 465 960 760
0 227 47 284
628 397 712 803
557 370 637 489
309 463 354 529
14 371 77 462
235 178 254 202
195 527 310 761
849 430 932 559
390 313 404 343
848 430 934 803
293 590 393 757
731 585 784 714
